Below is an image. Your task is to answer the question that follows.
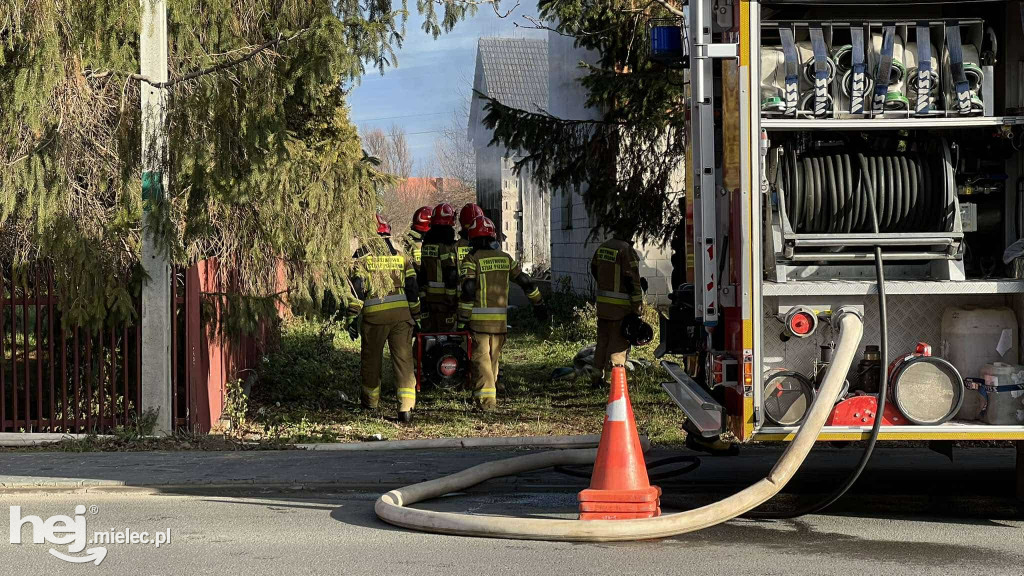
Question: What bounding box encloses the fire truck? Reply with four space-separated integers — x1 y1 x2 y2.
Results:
655 0 1024 470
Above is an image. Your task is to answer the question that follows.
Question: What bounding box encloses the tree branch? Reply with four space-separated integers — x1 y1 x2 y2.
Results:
651 0 685 18
127 28 309 88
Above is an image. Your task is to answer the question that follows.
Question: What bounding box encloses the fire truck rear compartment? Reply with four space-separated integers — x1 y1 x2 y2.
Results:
747 1 1024 440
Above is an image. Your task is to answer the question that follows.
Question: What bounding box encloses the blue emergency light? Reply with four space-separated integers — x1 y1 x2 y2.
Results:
649 20 689 68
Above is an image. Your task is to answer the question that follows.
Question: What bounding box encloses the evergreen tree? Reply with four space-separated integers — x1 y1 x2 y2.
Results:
0 0 491 328
481 0 686 243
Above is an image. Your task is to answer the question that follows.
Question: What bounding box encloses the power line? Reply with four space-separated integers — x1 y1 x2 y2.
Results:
356 111 448 123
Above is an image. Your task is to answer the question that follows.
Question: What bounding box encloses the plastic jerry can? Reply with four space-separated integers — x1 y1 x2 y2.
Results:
940 307 1018 380
980 363 1024 425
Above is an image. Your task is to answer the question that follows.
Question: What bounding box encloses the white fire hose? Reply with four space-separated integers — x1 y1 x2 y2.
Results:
375 310 864 542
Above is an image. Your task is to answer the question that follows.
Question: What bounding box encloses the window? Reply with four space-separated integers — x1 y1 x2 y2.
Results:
560 192 573 230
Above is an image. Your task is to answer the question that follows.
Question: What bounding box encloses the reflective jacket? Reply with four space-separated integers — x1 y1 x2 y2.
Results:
458 248 542 334
590 238 644 321
401 230 424 274
351 243 421 325
420 241 458 304
454 237 472 270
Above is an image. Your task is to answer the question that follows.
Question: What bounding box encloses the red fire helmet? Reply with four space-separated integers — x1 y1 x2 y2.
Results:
468 215 497 240
459 203 484 228
375 213 391 236
411 206 432 233
431 203 456 226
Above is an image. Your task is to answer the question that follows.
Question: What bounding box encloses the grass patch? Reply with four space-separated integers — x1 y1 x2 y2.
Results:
246 290 687 446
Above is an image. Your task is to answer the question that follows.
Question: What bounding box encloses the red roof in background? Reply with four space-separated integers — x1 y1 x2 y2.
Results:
394 177 462 199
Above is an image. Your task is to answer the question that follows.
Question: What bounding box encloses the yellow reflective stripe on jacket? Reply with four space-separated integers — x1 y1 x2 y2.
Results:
526 287 542 302
363 294 409 313
479 269 488 308
405 267 416 278
425 281 447 295
596 290 631 307
472 307 506 321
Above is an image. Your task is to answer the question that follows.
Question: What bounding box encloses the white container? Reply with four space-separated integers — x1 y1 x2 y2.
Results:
940 307 1018 380
980 362 1024 425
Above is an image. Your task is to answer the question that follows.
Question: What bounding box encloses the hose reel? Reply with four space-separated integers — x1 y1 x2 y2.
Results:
776 142 953 234
770 137 963 265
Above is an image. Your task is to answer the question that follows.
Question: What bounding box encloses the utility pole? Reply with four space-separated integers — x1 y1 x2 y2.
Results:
139 0 173 435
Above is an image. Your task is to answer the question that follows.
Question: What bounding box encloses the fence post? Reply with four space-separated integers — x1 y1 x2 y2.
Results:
139 0 173 435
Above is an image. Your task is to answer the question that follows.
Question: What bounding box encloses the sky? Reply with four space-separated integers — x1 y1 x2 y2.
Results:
347 4 545 174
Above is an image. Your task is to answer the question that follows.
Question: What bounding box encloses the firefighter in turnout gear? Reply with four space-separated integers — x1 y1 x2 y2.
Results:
419 203 459 332
457 216 546 410
349 214 421 423
455 203 483 269
590 230 645 388
403 206 432 274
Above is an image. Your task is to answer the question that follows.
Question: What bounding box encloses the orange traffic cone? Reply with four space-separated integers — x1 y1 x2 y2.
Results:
578 365 661 520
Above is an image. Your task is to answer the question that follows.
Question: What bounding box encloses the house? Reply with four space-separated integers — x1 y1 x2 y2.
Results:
546 31 680 307
468 37 551 274
467 33 681 307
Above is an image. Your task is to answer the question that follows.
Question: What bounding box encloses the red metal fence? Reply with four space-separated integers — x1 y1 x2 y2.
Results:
1 259 281 434
0 263 140 433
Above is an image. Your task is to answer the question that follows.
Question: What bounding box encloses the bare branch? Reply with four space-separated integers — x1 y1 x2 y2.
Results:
651 0 685 18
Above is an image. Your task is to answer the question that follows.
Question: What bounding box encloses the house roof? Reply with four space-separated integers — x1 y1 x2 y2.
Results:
394 177 460 200
476 37 549 112
469 37 549 143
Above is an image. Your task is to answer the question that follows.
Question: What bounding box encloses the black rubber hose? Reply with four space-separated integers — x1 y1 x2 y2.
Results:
553 455 702 482
843 154 858 233
790 145 798 230
903 156 918 231
748 152 889 520
825 155 839 233
883 155 895 231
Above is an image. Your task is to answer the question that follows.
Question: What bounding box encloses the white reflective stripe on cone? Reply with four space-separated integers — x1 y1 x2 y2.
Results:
606 397 627 422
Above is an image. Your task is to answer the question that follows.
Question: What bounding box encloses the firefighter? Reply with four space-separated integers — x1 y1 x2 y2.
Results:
455 203 483 268
590 226 645 389
457 216 546 410
419 203 459 333
349 214 421 423
403 205 432 274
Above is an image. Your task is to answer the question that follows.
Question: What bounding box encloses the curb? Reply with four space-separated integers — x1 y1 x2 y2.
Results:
295 434 608 451
0 479 591 496
0 433 111 447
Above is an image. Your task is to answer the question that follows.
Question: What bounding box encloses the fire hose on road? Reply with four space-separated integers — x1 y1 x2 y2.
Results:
375 310 865 542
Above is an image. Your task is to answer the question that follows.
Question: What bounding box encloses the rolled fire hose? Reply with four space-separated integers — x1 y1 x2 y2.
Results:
375 311 864 542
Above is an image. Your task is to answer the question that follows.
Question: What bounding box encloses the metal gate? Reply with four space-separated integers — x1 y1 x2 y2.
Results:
1 259 280 435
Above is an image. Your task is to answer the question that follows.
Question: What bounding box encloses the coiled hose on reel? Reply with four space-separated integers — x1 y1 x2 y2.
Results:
775 141 954 234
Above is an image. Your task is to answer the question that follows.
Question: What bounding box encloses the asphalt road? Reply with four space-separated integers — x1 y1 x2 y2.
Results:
2 482 1022 575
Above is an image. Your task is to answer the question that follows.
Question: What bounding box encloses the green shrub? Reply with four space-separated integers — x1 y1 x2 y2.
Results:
252 319 360 409
507 278 597 344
